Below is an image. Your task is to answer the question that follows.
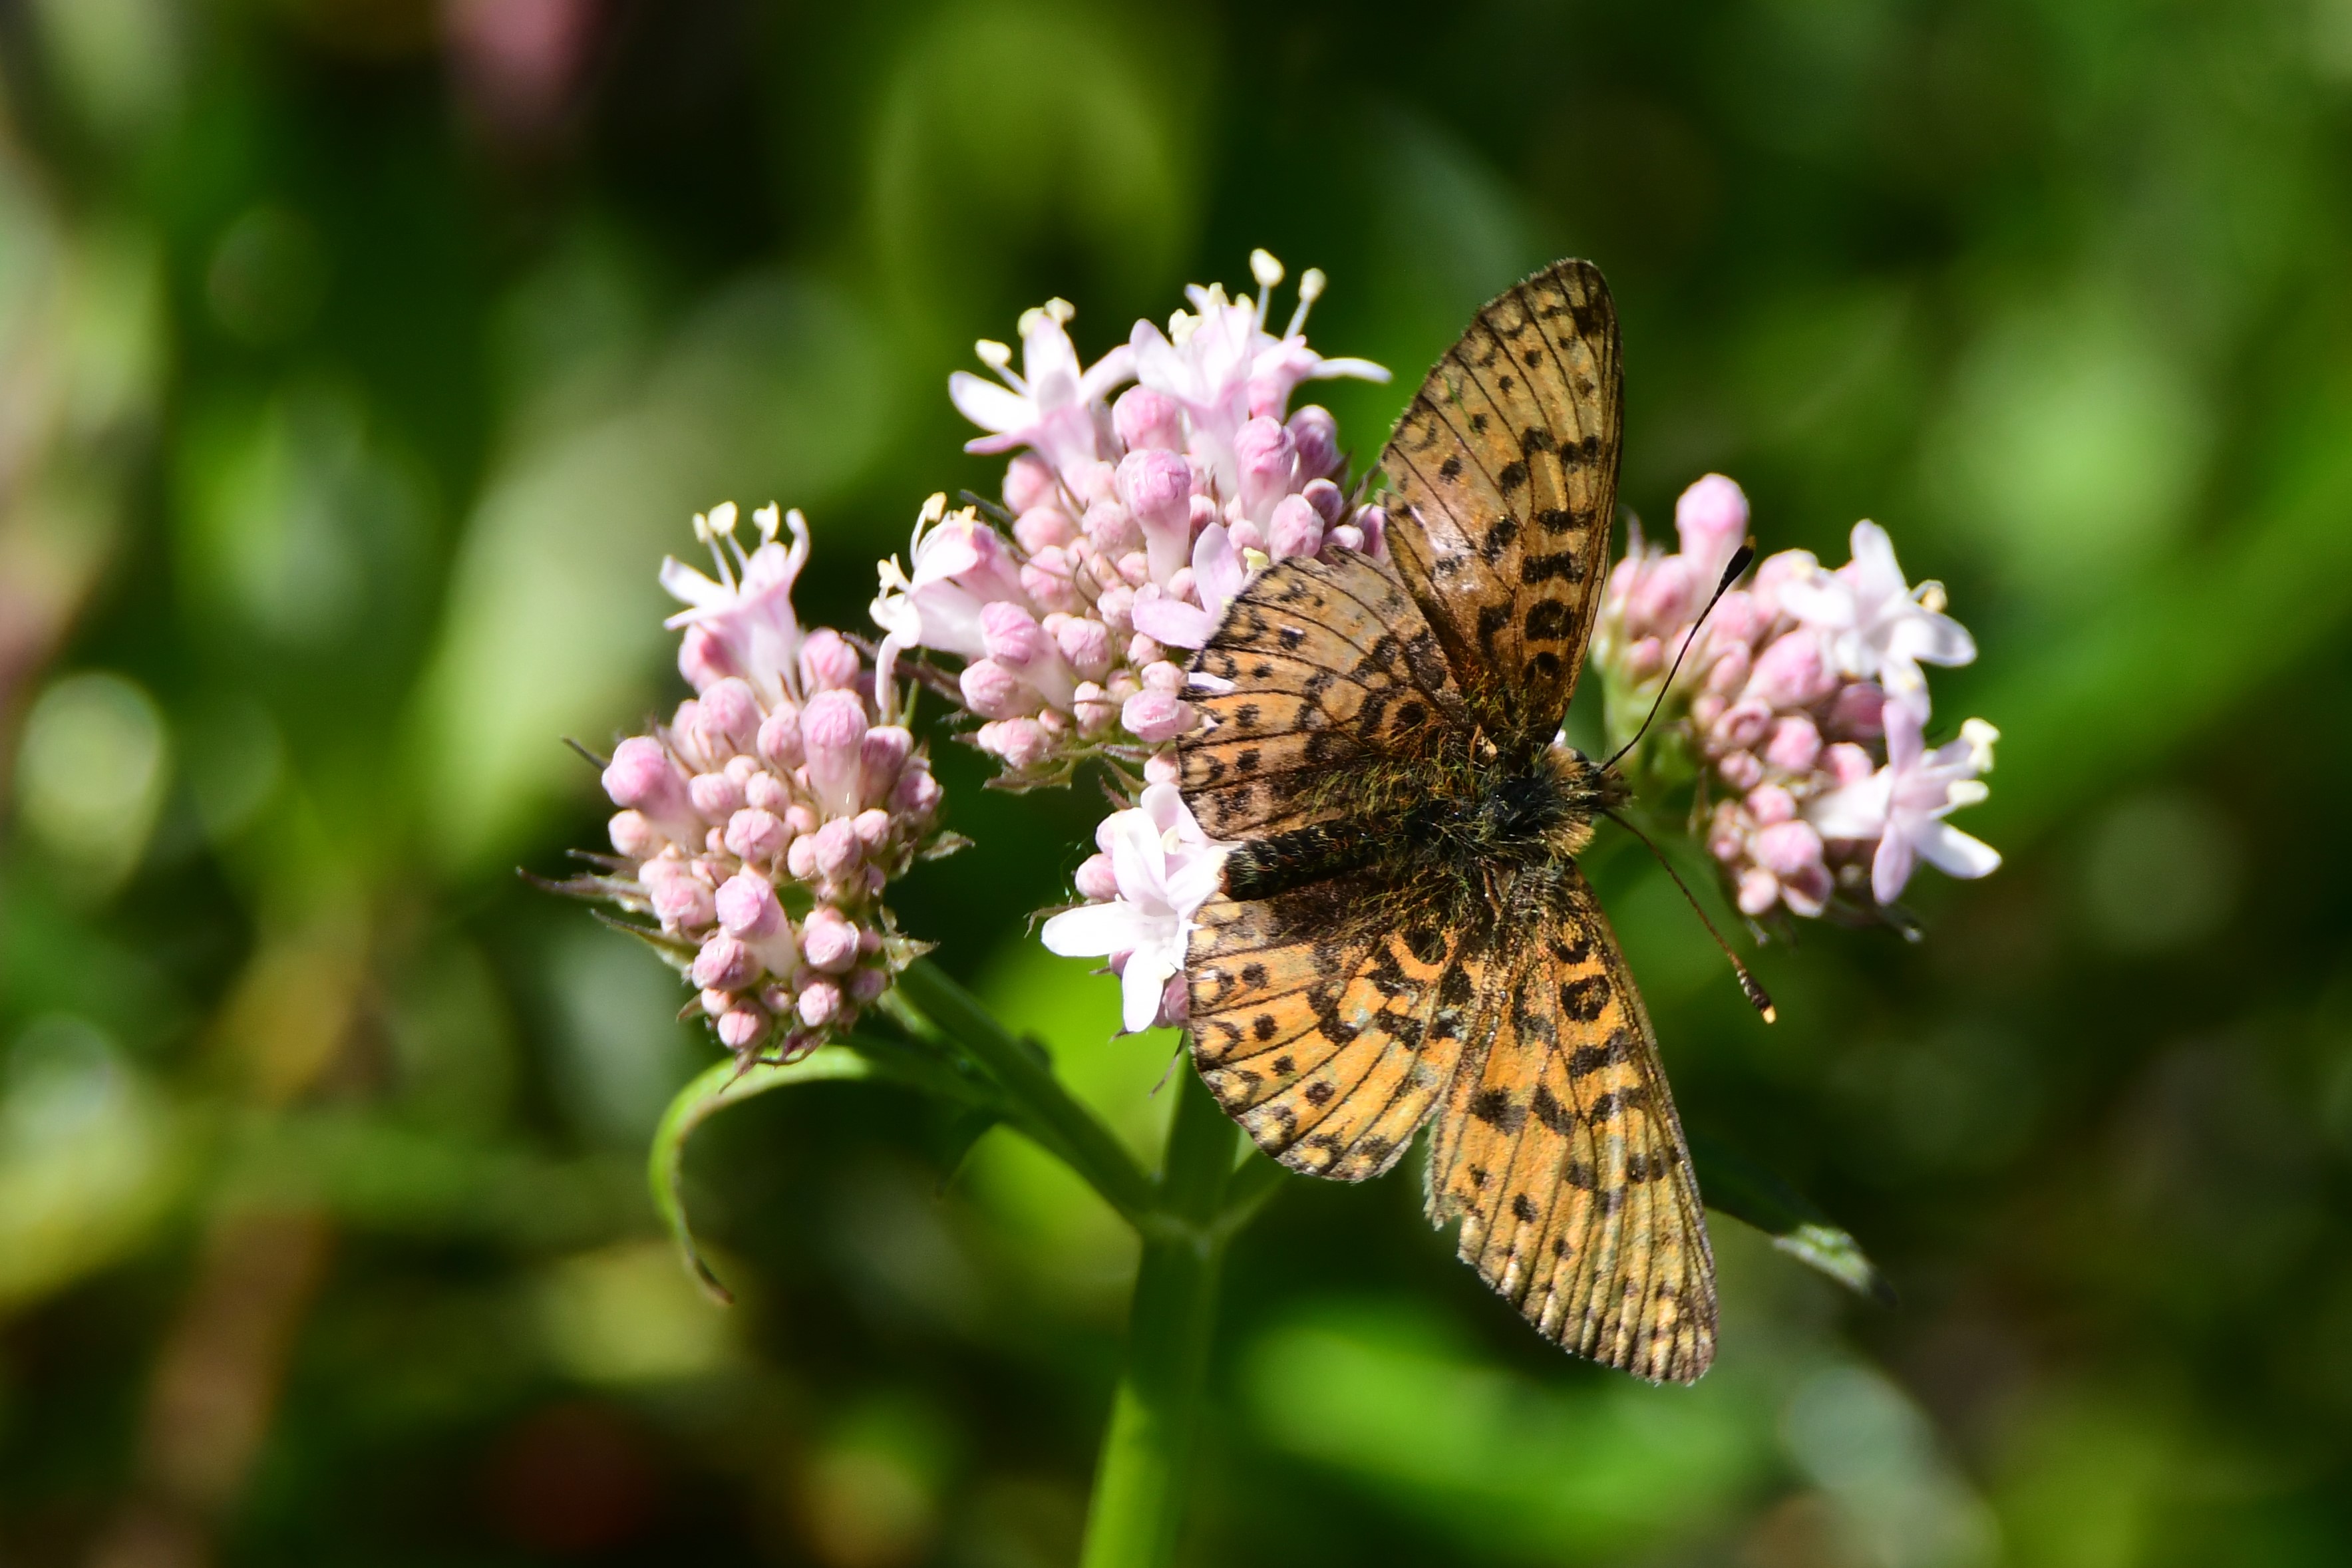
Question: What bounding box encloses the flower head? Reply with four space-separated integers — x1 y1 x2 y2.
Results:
1810 702 2001 905
659 502 812 706
950 297 1135 477
1778 521 1976 698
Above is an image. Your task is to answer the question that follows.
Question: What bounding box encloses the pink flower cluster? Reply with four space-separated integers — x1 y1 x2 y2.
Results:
586 503 949 1061
871 250 1391 784
1593 475 1998 922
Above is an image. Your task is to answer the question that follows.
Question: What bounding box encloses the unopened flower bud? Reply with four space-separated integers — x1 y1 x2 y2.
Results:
1268 494 1324 560
801 689 870 812
1828 683 1886 738
1713 697 1774 752
1119 448 1196 584
758 703 804 769
679 624 738 691
1085 500 1142 557
1117 551 1150 587
1075 853 1120 901
716 1007 766 1051
852 808 892 849
1754 819 1826 882
1126 633 1166 668
858 726 912 805
1747 784 1796 826
1763 716 1822 774
980 601 1053 669
1287 405 1341 480
603 737 693 825
689 771 746 820
1142 660 1186 695
1114 385 1186 452
1718 749 1764 791
697 678 762 752
849 968 888 1003
1123 690 1193 742
797 981 842 1029
800 906 862 973
1004 452 1057 514
1746 629 1834 708
1013 506 1077 552
715 871 786 939
1626 636 1666 682
692 933 756 991
1675 474 1750 575
1706 641 1753 695
1048 613 1114 679
786 834 820 880
1737 867 1781 917
1095 586 1136 635
1354 506 1387 558
800 628 863 693
975 717 1053 770
1233 416 1297 520
725 808 788 862
609 811 659 858
1072 683 1119 734
1822 741 1876 787
959 657 1041 720
890 764 943 818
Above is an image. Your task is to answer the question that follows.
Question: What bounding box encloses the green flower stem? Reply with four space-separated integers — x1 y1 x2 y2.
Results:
892 959 1160 1229
1080 1066 1242 1568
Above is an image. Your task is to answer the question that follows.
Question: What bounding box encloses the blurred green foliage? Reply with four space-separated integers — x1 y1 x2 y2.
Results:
2 0 2349 1563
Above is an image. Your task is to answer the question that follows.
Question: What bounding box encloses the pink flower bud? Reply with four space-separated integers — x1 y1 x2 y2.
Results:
1745 630 1834 709
1707 801 1748 863
1004 452 1057 514
1020 559 1083 614
1823 742 1876 788
1754 819 1826 883
1709 588 1768 649
786 834 820 880
715 871 786 939
1691 692 1727 730
609 811 659 858
810 818 862 881
890 762 942 818
603 737 689 816
1268 494 1324 560
1047 613 1113 679
1713 697 1774 752
1737 867 1781 917
1084 499 1142 557
797 981 842 1029
716 1006 767 1050
959 657 1040 720
1750 549 1821 623
800 906 861 973
1718 749 1764 791
725 808 787 862
744 771 790 814
679 624 738 692
975 717 1056 770
697 679 762 751
1233 416 1297 520
980 600 1052 667
699 987 733 1018
1674 474 1749 575
1141 660 1186 695
1075 852 1120 901
1828 683 1886 738
1228 519 1266 555
1327 523 1364 552
1066 458 1118 508
1706 641 1752 695
802 629 864 694
1013 506 1077 552
692 933 756 991
1156 971 1188 1028
1301 478 1345 525
1355 506 1387 558
852 808 892 848
689 770 746 819
1122 689 1193 742
1095 586 1135 635
1747 784 1796 826
1126 633 1166 668
757 703 804 769
858 726 912 805
801 689 870 813
1763 716 1822 774
849 968 888 1003
1119 448 1196 583
1117 550 1150 587
1625 636 1665 682
1287 405 1341 480
1144 750 1178 786
1114 385 1186 452
1629 557 1697 636
1071 683 1119 734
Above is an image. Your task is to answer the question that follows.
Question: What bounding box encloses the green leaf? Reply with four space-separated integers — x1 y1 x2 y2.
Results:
648 1049 880 1305
1689 1132 1896 1305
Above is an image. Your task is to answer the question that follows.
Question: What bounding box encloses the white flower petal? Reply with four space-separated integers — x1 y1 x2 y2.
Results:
1120 951 1172 1033
1041 901 1151 959
1871 830 1918 905
947 372 1035 436
1808 774 1891 840
1915 821 2001 880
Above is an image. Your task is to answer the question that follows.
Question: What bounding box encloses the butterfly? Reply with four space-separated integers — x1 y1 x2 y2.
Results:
1177 259 1716 1382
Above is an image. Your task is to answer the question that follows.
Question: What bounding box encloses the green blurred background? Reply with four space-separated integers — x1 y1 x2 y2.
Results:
4 0 2350 1563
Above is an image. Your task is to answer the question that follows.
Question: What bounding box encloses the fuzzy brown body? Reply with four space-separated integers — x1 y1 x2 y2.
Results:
1176 259 1719 1384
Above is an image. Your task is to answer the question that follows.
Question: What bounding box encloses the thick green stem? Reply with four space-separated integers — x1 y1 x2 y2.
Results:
893 959 1160 1227
1080 1067 1239 1568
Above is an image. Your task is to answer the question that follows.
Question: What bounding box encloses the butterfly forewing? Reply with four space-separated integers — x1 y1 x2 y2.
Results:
1422 867 1716 1382
1375 259 1622 747
1184 551 1464 838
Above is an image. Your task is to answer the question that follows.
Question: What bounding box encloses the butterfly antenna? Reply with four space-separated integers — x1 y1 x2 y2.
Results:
1602 542 1756 773
1601 808 1776 1024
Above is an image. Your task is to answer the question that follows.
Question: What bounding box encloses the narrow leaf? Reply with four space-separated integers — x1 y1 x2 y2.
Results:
1689 1132 1896 1305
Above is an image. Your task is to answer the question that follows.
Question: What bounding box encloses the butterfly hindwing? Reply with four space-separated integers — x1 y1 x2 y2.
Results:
1188 879 1484 1180
1423 864 1716 1383
1184 551 1466 838
1376 259 1623 744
